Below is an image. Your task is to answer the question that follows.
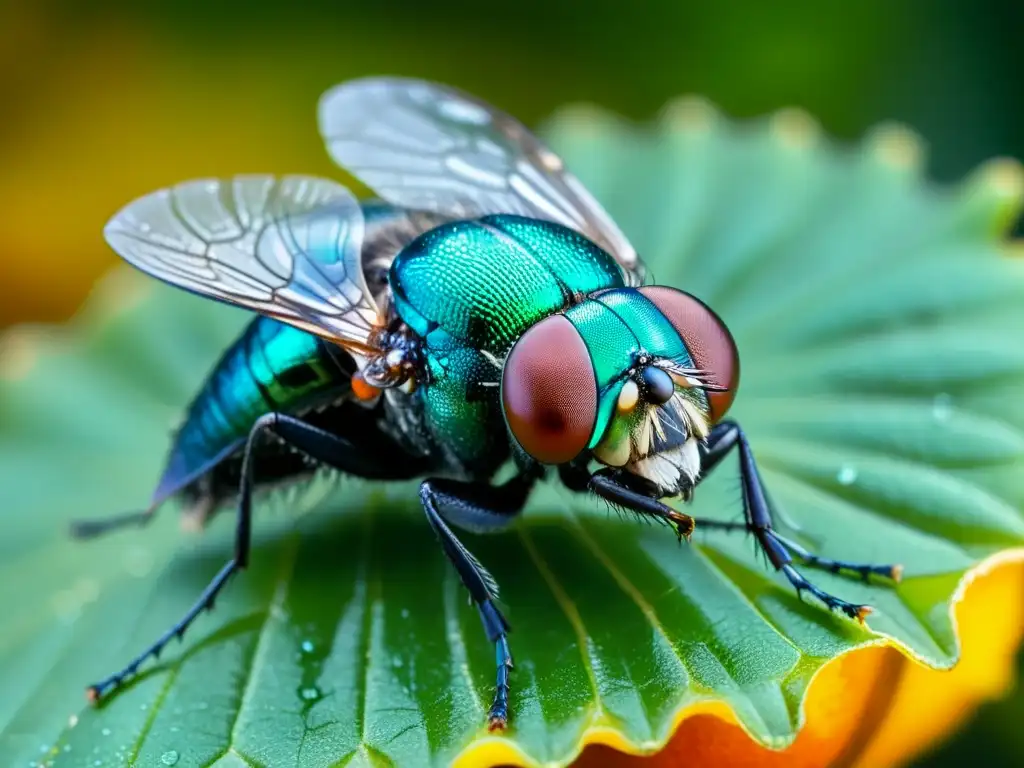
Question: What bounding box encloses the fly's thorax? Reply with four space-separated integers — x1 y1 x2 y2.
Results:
500 286 739 497
388 214 625 353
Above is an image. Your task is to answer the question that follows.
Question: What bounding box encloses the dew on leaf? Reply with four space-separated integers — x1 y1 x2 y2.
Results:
300 639 315 654
160 750 180 766
837 465 858 485
101 728 111 736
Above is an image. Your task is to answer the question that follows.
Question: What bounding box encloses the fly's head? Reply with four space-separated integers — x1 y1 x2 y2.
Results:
500 286 739 500
590 357 713 498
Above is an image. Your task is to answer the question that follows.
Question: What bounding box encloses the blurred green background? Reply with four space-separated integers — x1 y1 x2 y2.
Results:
1 1 1021 765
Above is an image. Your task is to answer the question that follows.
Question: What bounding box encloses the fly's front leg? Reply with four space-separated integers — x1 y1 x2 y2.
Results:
695 420 902 621
85 412 422 702
588 468 695 541
418 474 535 731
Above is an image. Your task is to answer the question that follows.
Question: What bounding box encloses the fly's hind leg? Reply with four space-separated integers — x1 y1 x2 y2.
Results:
418 474 536 731
85 412 425 702
693 420 902 621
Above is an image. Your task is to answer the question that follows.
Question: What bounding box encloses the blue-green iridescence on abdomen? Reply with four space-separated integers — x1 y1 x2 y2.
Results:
153 317 348 502
389 215 627 469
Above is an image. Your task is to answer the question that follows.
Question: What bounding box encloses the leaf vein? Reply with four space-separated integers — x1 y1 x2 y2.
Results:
222 533 303 755
518 527 603 720
565 516 693 683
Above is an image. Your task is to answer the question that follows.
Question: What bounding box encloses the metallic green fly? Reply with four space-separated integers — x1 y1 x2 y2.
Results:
72 77 901 730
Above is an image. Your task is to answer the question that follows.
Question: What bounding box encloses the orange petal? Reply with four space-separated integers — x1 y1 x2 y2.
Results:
572 557 1024 768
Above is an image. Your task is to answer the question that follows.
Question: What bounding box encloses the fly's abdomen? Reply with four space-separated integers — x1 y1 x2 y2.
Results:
151 316 353 504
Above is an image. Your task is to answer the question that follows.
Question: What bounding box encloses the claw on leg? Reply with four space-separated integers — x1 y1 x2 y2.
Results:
667 509 694 541
487 635 513 731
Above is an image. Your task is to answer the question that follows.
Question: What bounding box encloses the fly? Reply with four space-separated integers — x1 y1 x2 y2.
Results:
71 77 902 730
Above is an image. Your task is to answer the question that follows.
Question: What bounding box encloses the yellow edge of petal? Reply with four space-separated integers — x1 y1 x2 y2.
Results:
452 548 1024 768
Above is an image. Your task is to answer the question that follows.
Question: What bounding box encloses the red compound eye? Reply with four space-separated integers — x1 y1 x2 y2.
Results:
501 315 598 464
640 286 740 421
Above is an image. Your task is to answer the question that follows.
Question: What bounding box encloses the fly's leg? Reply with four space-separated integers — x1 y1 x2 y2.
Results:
418 474 535 731
588 468 696 540
86 412 422 702
693 420 902 621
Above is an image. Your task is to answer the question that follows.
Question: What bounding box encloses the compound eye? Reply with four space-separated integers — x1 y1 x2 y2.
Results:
640 286 740 420
502 315 598 465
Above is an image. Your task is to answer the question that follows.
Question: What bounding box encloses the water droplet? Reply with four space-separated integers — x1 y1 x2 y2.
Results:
197 701 209 711
160 750 180 766
67 714 78 728
392 657 404 669
300 686 320 701
101 728 111 736
170 726 180 733
63 745 71 753
837 465 858 485
932 393 953 422
300 640 314 654
400 608 410 619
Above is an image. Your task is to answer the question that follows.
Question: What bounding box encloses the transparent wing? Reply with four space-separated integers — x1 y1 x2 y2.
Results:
104 174 382 352
317 77 645 285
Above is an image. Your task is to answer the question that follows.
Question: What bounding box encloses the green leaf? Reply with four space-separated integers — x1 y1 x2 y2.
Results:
3 99 1024 768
